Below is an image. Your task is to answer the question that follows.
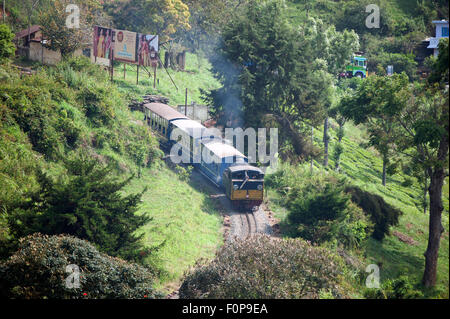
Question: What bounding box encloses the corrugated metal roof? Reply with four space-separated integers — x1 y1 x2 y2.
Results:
227 165 263 174
202 140 247 159
15 25 41 40
144 103 188 121
171 119 205 136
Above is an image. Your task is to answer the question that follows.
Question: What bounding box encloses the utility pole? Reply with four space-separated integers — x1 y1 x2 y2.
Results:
185 88 188 116
3 0 5 23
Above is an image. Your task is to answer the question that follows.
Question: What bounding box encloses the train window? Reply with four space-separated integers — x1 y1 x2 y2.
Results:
233 171 245 179
162 127 166 135
248 171 260 179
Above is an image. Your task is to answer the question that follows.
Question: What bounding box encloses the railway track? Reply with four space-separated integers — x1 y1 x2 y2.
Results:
239 209 258 238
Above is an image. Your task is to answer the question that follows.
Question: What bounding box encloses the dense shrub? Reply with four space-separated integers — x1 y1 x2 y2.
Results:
345 186 402 240
286 177 372 248
7 153 153 262
179 235 351 299
0 72 80 159
363 275 423 299
0 233 163 299
368 52 418 80
266 165 372 248
0 24 15 63
266 164 402 243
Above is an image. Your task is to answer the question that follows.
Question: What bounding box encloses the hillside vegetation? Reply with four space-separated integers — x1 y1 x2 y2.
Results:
1 0 448 299
0 55 224 295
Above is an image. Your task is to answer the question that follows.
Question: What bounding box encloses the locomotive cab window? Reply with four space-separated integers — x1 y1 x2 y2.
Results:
233 171 245 180
248 171 261 179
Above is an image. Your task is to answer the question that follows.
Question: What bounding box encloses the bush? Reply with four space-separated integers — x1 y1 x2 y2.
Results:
363 275 423 299
0 24 15 63
0 233 163 299
7 153 153 262
345 186 402 241
277 170 372 249
179 235 351 299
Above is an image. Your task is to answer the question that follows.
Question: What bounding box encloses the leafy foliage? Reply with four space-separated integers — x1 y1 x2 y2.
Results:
363 275 424 299
205 1 358 161
0 24 15 63
7 153 153 262
345 186 402 240
285 174 372 248
105 0 191 41
266 164 373 248
339 73 410 185
0 233 163 299
179 235 351 299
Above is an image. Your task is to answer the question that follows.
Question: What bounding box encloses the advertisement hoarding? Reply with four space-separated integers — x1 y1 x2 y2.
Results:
138 34 159 67
114 29 138 63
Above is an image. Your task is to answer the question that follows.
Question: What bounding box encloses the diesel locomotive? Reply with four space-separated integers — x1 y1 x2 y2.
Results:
143 102 264 210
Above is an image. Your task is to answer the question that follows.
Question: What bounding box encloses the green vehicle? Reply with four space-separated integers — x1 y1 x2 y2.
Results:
339 54 368 79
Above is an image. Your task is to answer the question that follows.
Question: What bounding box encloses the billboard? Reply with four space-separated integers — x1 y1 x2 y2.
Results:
93 26 113 60
138 34 159 67
114 29 138 63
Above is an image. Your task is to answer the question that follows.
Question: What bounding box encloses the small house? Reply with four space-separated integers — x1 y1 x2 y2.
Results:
14 25 90 65
427 20 449 57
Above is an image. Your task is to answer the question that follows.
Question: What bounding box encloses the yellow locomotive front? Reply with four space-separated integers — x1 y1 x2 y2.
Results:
223 165 264 211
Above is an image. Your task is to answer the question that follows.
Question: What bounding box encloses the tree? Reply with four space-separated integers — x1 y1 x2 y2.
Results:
23 0 40 45
340 73 410 186
206 2 335 161
39 0 103 58
299 20 358 167
329 89 352 171
7 153 153 262
395 39 449 287
178 0 250 55
105 0 191 42
0 23 15 62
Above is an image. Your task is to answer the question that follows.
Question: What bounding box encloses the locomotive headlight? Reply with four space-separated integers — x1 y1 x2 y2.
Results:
257 184 263 191
233 184 239 190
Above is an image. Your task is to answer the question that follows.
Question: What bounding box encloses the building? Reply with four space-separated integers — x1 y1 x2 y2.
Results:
427 20 449 57
14 25 90 65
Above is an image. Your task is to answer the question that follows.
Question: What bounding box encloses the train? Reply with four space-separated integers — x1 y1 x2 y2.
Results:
143 102 264 210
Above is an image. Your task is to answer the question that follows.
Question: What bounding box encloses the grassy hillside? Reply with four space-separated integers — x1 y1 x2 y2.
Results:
265 119 449 297
0 56 224 294
107 48 449 296
113 50 221 106
124 161 223 292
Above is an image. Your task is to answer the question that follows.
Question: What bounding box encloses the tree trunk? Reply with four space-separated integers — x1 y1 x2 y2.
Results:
310 126 314 173
382 158 387 186
423 169 428 214
422 135 448 287
323 117 329 167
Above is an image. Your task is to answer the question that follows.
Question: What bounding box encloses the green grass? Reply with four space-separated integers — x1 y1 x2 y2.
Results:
112 50 221 106
123 161 223 292
266 120 449 297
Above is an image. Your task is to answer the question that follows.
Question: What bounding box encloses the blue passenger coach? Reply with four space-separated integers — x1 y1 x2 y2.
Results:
144 102 264 209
